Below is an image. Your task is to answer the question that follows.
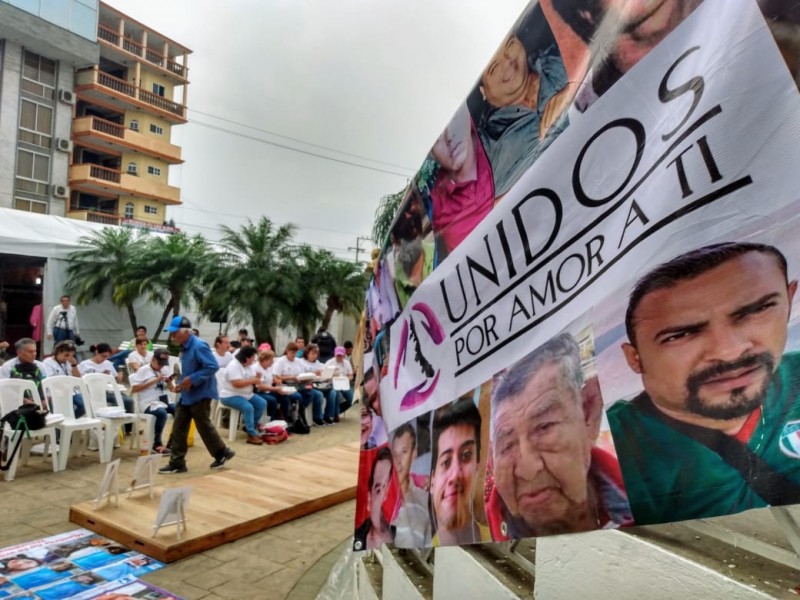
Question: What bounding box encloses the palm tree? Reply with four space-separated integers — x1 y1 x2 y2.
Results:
372 187 407 247
133 233 213 341
202 217 299 347
65 227 147 334
296 248 368 332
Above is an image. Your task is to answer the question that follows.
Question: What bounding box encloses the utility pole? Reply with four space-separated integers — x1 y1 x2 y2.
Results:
349 235 372 264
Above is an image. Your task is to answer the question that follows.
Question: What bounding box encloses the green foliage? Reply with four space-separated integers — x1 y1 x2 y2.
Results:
66 218 367 345
372 187 406 248
65 227 148 334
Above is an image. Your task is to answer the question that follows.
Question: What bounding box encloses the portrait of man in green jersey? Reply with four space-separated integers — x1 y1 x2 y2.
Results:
607 241 800 524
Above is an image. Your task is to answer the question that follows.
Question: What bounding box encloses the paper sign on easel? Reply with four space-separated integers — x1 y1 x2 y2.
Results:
152 486 191 540
127 455 162 499
94 458 121 510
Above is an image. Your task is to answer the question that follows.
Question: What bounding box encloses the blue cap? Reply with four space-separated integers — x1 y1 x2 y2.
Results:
164 315 191 332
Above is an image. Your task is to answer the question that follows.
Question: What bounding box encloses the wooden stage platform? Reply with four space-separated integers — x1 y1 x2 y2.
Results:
69 443 360 563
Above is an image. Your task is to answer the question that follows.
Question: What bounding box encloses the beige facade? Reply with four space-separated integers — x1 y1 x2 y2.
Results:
68 1 189 231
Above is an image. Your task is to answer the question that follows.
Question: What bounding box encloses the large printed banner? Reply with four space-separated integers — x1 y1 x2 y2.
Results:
354 0 800 550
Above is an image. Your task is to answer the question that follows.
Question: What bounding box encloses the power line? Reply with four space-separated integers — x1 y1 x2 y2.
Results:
175 201 366 237
189 119 414 179
189 107 416 172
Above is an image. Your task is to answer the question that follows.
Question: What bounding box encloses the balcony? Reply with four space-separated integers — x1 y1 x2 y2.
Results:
69 163 181 205
67 209 121 226
75 68 187 124
97 24 188 84
73 116 183 164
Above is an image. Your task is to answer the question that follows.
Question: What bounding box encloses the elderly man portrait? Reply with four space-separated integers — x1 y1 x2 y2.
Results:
608 242 800 524
429 395 491 545
487 333 631 540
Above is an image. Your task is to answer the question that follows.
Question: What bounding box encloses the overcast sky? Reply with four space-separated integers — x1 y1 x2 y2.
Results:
108 0 529 261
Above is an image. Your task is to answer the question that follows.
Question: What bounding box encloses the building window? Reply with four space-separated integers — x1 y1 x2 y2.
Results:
14 198 48 214
21 51 56 100
152 83 165 97
144 205 158 215
124 202 134 219
129 119 139 131
18 99 53 149
147 166 161 176
149 124 163 135
15 149 50 196
127 162 138 175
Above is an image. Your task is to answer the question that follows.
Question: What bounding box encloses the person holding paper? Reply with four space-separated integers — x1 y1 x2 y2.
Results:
609 242 800 523
129 348 176 454
324 346 354 423
487 333 632 540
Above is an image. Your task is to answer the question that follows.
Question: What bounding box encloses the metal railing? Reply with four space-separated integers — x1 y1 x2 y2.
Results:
88 164 121 184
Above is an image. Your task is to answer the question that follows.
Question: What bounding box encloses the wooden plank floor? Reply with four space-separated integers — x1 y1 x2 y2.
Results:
69 443 360 563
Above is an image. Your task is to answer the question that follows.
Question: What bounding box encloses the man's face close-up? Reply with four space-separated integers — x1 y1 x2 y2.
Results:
170 329 190 346
370 458 392 524
492 361 593 534
364 376 381 416
431 423 478 532
625 252 797 422
392 431 415 487
482 35 528 107
60 297 70 309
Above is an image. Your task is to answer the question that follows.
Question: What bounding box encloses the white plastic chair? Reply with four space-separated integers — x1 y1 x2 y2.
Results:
212 371 241 441
0 379 59 481
82 372 141 460
42 376 108 469
130 392 164 452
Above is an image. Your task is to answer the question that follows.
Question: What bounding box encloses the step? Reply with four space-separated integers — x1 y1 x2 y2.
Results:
434 543 533 599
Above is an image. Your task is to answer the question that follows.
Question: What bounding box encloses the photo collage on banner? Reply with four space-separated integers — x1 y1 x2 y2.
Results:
0 530 166 599
355 0 800 550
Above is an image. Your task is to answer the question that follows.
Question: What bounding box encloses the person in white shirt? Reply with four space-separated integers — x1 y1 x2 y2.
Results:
219 346 266 445
272 341 313 429
46 295 80 347
129 349 176 454
213 335 233 369
42 340 85 417
125 338 153 374
0 339 47 380
78 343 134 416
324 346 355 423
297 343 326 427
253 349 281 421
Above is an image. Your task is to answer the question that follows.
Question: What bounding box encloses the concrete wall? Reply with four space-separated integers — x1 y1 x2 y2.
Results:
0 40 20 210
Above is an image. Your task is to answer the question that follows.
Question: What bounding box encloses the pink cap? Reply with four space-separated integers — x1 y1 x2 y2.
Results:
258 342 272 352
334 346 346 356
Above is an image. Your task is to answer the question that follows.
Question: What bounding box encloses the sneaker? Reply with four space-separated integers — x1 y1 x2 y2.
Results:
313 418 325 427
159 463 187 474
210 447 235 469
323 417 334 425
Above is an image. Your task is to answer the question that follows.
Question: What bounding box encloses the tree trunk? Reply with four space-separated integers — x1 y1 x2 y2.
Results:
125 303 138 336
321 305 335 331
253 317 275 349
153 298 174 343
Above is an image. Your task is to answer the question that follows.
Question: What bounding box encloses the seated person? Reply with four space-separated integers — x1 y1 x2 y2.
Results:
298 343 327 427
125 337 153 374
219 346 266 445
42 340 85 417
272 342 311 429
324 346 354 423
78 343 135 416
129 349 176 454
254 349 300 422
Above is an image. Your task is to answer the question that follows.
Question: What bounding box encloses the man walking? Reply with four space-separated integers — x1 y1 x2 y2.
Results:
159 316 234 474
46 295 80 346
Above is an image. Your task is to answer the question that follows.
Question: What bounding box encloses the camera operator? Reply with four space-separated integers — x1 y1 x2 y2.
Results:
46 295 81 349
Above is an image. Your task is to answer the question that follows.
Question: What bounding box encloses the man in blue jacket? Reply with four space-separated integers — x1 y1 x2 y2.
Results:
159 316 234 474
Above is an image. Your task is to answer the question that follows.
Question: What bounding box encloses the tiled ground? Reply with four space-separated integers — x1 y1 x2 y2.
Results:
0 414 360 599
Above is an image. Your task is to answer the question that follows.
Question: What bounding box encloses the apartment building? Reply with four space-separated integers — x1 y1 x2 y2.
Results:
69 2 190 232
0 0 100 216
